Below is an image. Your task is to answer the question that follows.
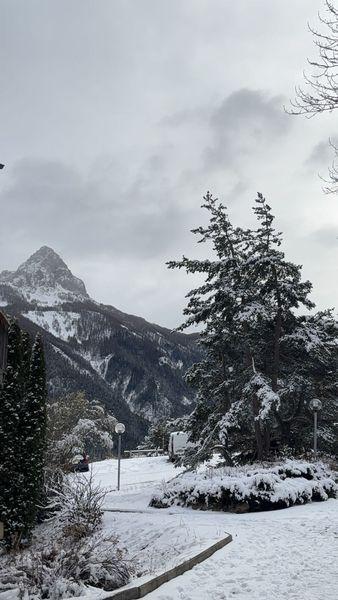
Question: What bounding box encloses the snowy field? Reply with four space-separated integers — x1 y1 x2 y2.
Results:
85 456 337 600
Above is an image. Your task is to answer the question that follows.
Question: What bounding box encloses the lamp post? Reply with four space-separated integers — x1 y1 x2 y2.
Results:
115 422 125 491
309 399 322 460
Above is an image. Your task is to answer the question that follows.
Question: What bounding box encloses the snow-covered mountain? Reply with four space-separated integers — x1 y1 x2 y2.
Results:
0 247 201 446
0 246 89 306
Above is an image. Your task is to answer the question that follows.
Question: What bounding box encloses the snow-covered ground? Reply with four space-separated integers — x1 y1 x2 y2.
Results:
145 498 337 600
88 457 226 577
86 456 337 600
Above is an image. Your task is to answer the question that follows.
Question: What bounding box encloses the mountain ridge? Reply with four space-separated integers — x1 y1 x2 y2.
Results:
0 246 89 305
0 247 201 446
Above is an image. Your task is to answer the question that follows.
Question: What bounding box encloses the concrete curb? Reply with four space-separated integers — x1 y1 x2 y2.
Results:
104 532 232 599
104 508 151 514
104 508 197 515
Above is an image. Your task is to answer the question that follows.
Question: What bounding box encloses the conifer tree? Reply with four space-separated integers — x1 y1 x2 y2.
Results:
168 192 337 464
23 334 47 531
0 325 47 548
0 320 26 547
21 330 32 394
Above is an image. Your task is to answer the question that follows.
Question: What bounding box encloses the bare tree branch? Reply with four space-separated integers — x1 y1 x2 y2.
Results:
287 1 338 192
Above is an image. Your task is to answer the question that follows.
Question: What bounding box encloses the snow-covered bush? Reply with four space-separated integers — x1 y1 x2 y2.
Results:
46 391 116 471
0 473 131 598
0 548 84 599
150 460 337 512
50 473 105 540
69 533 130 591
0 533 130 598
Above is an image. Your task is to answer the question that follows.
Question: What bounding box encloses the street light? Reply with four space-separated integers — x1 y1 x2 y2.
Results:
115 422 125 491
309 398 322 460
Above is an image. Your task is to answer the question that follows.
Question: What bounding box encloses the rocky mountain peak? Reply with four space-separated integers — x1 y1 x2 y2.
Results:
0 247 89 305
0 247 201 441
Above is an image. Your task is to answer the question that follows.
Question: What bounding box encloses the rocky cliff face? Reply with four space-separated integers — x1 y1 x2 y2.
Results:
0 246 89 305
0 247 200 446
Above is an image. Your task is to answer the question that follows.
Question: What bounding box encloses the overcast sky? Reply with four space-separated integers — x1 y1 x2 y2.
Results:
0 0 337 328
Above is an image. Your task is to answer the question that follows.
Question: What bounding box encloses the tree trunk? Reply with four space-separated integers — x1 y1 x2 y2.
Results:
271 286 282 456
221 351 231 411
263 424 271 456
252 395 264 460
280 419 291 445
272 307 282 392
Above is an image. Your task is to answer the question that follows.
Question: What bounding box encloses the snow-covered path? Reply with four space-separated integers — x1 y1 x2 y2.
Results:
89 457 337 600
145 500 337 600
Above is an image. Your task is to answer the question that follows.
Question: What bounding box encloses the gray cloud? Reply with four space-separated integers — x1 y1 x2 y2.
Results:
0 157 192 265
307 225 338 248
304 138 338 177
305 141 333 168
160 107 210 129
205 89 292 169
0 0 336 327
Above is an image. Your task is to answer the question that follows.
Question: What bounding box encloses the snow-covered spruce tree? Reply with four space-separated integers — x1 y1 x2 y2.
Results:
139 416 188 451
0 320 27 547
168 192 337 464
23 334 47 530
0 325 47 548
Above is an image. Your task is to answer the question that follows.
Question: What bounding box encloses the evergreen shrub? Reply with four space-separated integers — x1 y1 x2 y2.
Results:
150 460 337 512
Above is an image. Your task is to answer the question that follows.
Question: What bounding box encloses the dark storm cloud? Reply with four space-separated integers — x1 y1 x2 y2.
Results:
205 89 292 169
